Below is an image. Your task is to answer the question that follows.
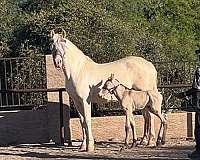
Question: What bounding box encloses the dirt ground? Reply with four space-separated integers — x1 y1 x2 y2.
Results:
0 138 197 160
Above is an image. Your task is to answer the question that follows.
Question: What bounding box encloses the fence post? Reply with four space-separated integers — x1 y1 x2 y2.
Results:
187 112 193 139
59 90 65 146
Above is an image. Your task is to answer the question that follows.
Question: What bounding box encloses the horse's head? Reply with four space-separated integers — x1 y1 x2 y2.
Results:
49 29 66 69
99 74 120 98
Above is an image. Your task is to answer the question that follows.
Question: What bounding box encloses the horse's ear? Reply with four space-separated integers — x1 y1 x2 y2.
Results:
111 73 114 80
61 28 66 38
50 30 55 38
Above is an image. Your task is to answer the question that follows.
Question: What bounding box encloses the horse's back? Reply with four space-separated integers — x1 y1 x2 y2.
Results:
87 56 157 92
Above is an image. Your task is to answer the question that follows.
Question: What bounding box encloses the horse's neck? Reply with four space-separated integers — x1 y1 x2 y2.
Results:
63 40 94 80
113 85 126 100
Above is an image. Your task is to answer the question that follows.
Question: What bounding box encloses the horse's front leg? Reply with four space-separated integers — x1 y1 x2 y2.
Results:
81 100 95 152
74 101 87 151
78 112 87 151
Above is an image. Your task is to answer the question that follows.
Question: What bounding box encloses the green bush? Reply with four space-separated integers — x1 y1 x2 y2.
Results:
1 0 199 63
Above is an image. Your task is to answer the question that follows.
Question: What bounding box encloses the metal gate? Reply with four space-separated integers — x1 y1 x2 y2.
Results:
0 56 47 109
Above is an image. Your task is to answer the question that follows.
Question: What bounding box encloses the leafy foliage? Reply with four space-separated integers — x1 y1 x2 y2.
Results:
1 0 200 114
0 0 200 63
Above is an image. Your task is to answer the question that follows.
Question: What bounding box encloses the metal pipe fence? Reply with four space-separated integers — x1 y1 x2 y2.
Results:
0 56 47 108
0 57 198 115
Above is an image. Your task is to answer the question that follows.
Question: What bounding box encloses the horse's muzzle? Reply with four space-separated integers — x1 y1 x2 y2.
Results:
53 55 63 69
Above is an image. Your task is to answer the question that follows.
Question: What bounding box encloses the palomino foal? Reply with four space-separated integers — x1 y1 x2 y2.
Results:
100 74 167 147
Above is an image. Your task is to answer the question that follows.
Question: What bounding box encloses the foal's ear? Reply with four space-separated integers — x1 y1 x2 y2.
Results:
110 73 114 80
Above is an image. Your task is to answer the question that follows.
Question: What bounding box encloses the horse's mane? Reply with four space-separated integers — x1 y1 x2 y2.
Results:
64 38 94 63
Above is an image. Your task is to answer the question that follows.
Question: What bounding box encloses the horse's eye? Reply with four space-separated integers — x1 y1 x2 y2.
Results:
50 44 55 51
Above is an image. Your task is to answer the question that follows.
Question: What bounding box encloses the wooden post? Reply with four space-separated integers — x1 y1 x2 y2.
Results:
59 90 65 146
187 112 193 139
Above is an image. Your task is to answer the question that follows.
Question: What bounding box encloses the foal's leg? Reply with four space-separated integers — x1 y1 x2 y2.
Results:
147 112 156 147
140 109 156 147
129 113 137 147
124 109 131 148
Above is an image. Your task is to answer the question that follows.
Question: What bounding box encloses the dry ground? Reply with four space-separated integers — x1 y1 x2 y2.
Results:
0 138 197 160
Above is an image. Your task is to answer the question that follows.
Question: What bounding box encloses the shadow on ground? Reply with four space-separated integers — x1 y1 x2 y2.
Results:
0 140 196 160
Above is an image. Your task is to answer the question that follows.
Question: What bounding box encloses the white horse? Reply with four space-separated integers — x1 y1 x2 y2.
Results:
100 74 167 148
50 30 158 151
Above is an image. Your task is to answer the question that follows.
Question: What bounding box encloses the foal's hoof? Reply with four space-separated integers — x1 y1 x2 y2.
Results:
161 140 166 145
147 142 156 148
123 144 129 149
130 143 137 148
130 140 137 148
156 140 162 147
140 139 148 146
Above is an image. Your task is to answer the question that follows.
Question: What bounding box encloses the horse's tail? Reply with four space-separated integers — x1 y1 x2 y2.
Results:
153 69 158 92
153 81 158 92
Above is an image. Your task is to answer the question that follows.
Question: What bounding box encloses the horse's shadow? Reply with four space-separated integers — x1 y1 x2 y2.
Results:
0 141 195 160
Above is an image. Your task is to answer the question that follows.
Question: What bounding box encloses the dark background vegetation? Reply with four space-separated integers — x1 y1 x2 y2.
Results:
1 0 200 62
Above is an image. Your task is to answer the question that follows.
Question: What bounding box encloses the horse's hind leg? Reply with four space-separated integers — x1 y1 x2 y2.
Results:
161 114 168 145
140 109 149 146
149 107 167 146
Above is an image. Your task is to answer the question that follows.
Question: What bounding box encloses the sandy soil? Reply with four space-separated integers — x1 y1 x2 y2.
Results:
0 138 196 160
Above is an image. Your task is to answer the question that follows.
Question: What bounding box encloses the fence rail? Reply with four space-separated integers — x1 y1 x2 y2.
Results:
0 57 198 116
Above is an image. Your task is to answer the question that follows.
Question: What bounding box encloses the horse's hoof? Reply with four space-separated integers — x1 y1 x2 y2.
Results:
78 143 86 152
78 147 86 152
86 145 95 152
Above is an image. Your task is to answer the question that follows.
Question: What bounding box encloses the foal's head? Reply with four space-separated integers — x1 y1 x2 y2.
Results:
49 29 67 69
101 74 120 96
